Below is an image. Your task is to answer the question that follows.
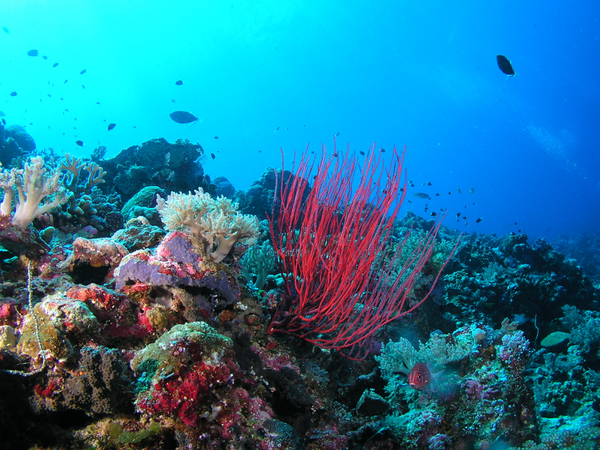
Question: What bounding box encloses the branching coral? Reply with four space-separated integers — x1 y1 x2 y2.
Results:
156 188 259 262
240 240 278 289
0 156 71 229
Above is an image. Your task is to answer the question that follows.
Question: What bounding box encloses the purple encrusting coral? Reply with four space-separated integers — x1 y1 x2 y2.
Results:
114 231 240 311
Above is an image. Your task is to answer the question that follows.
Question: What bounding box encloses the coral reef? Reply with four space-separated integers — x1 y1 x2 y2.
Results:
1 139 599 450
114 231 242 320
0 156 71 230
100 138 206 202
157 188 259 262
0 122 35 166
120 185 165 224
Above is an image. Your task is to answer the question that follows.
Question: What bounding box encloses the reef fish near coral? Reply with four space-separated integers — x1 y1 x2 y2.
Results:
27 49 38 56
169 111 198 124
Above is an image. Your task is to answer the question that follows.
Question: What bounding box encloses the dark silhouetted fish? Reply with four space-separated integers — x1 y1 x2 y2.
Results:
52 62 58 68
335 132 340 136
496 55 515 76
75 140 83 146
476 218 482 223
80 69 86 74
27 49 38 56
10 91 16 96
2 119 5 125
169 111 197 124
214 136 219 139
107 123 116 131
211 153 216 160
42 55 47 60
175 80 183 85
359 151 365 156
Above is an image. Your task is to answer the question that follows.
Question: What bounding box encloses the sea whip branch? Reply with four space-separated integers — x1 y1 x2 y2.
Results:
268 142 454 360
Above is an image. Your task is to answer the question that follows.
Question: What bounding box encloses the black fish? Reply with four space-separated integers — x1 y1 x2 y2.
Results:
52 62 58 68
456 212 461 218
107 123 116 131
175 80 183 85
214 136 219 139
496 55 515 76
42 55 47 60
476 218 482 223
275 126 280 131
169 111 197 124
75 140 84 147
27 49 38 56
1 119 5 125
64 79 68 84
211 153 216 160
359 151 365 156
80 69 86 74
335 132 340 136
10 91 16 96
430 212 437 216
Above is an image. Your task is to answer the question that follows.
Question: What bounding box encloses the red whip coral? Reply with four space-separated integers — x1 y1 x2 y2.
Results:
268 142 454 359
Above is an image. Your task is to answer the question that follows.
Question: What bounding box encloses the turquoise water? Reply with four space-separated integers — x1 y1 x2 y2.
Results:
1 0 599 240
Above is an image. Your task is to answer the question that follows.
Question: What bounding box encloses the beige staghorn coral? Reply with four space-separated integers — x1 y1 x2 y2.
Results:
0 157 71 229
157 188 259 262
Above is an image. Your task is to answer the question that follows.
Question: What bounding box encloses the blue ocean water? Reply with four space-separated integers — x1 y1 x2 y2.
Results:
1 0 599 241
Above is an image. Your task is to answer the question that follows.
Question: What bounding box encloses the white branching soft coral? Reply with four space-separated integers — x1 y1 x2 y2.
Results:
0 157 71 229
157 188 259 262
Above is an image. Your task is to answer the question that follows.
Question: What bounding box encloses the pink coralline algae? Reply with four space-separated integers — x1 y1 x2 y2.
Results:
65 284 161 344
132 322 273 443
